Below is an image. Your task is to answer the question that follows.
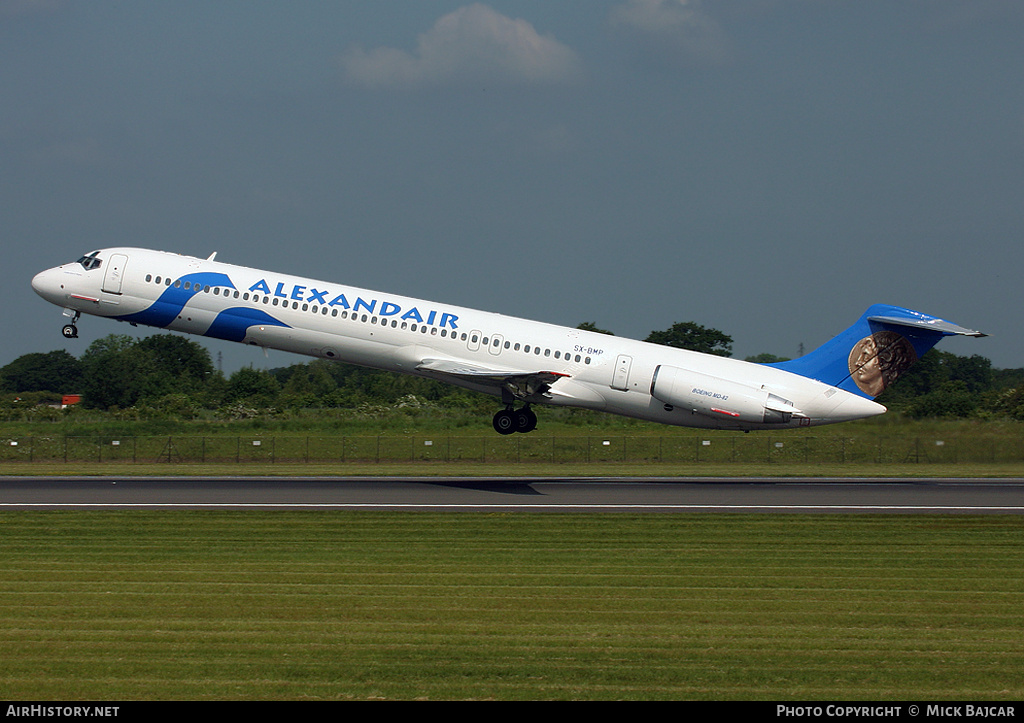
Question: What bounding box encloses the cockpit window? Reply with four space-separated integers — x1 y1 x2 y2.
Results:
76 252 102 271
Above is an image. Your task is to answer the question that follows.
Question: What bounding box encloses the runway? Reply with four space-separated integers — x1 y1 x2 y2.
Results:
2 476 1024 513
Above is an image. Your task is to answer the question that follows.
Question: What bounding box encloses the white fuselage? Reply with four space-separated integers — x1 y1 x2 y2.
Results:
31 247 885 431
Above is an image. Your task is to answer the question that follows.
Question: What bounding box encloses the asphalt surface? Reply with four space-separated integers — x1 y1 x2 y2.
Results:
2 476 1024 513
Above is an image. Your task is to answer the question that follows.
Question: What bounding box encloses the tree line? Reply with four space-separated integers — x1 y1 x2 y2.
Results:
1 322 1022 421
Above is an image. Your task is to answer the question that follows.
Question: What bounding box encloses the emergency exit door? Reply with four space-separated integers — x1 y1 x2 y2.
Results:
611 354 632 391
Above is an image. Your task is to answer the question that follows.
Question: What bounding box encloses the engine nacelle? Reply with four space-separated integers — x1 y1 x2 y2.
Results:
650 365 799 425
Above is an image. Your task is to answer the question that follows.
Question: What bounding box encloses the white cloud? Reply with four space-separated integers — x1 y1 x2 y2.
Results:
609 0 734 66
341 3 583 89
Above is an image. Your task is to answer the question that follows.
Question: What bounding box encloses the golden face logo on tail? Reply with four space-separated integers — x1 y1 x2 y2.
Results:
848 331 917 396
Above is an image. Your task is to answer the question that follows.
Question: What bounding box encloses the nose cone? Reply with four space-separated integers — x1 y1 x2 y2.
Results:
31 267 66 304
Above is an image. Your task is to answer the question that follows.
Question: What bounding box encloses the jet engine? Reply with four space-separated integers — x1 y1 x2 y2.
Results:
650 365 800 425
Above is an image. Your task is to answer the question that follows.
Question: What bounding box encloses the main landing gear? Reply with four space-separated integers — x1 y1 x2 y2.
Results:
492 405 538 435
62 311 81 339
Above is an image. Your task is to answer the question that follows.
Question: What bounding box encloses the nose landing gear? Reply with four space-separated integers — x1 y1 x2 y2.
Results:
61 310 80 339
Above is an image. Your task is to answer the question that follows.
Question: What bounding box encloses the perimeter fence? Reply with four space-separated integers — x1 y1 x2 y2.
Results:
0 434 1019 465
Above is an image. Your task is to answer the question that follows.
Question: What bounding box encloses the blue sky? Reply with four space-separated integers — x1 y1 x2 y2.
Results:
4 1 1021 373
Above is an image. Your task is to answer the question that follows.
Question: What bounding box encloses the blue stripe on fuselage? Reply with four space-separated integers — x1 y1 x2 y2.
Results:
118 272 236 328
206 307 290 342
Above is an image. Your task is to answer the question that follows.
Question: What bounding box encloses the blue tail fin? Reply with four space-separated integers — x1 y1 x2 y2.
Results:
768 304 985 399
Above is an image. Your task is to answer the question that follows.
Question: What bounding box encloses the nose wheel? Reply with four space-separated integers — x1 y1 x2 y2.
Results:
61 310 81 339
492 406 538 435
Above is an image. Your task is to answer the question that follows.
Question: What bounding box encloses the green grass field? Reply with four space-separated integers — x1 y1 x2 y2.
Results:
2 416 1022 700
3 415 1024 468
1 511 1022 701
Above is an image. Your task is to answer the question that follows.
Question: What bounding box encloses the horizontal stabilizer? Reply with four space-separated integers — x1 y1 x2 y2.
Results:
866 313 986 338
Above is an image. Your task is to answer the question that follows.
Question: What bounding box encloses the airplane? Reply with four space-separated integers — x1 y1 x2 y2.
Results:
31 247 985 434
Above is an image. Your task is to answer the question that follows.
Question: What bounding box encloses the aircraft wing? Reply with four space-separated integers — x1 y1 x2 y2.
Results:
415 358 569 401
